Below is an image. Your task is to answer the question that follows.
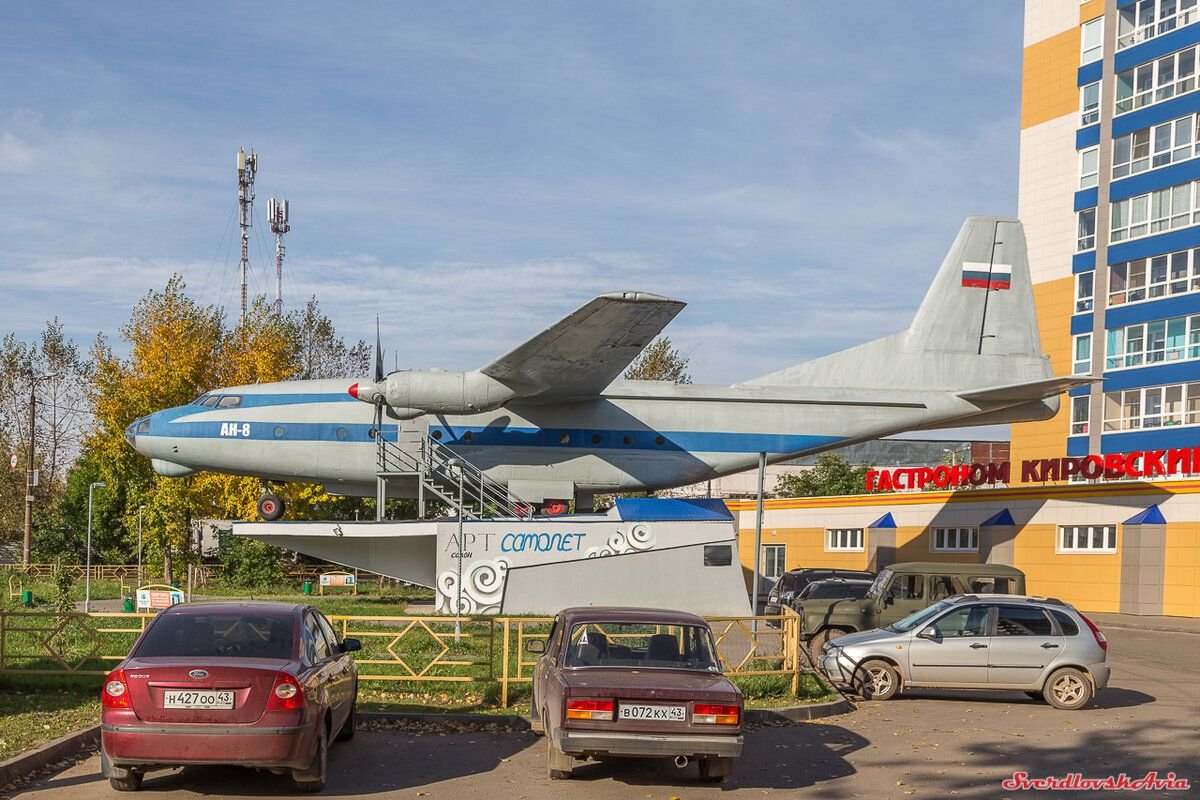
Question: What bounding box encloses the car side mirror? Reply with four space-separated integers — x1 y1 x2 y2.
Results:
883 595 894 607
917 627 938 641
341 637 362 653
526 639 545 654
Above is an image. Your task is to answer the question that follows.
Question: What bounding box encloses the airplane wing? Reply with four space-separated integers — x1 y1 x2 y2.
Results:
481 292 686 398
958 375 1100 404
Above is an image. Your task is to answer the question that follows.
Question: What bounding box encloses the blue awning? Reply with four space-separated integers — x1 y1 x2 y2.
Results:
614 497 733 521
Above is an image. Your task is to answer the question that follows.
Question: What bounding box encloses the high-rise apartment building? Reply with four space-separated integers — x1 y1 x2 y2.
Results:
1014 0 1200 471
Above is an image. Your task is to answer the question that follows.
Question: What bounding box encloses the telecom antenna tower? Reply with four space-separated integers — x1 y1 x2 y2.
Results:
267 198 290 317
236 147 258 322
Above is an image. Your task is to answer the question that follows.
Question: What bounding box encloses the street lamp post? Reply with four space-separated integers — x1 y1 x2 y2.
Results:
137 504 145 586
85 481 107 613
22 372 60 566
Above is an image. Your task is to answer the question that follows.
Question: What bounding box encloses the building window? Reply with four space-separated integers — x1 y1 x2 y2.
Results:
1109 247 1200 306
1110 180 1200 243
1073 333 1092 374
1081 81 1101 126
1105 314 1200 369
825 528 864 552
1115 44 1199 115
1103 383 1200 430
931 527 978 553
1080 146 1100 188
1077 208 1097 251
762 544 786 583
1118 0 1200 50
1113 113 1197 179
1071 395 1090 435
1082 17 1104 64
1058 525 1117 553
1075 271 1094 312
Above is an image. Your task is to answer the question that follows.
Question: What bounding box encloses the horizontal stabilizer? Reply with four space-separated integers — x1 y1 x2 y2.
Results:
958 375 1099 405
482 291 685 398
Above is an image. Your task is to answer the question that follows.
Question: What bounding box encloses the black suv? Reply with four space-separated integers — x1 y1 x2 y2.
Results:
764 568 876 616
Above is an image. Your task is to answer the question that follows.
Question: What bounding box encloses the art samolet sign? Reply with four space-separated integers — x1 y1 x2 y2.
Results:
866 448 1200 491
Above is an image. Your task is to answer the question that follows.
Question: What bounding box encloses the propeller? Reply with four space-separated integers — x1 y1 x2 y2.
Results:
372 316 384 434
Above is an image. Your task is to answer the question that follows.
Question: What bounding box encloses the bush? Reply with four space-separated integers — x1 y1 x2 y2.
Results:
216 534 287 589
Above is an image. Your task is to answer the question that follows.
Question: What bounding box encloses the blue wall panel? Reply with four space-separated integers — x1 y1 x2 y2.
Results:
1078 60 1104 87
1077 125 1101 149
1103 360 1200 391
1105 293 1200 327
1074 251 1096 273
1108 226 1200 264
1067 436 1090 457
1114 24 1200 73
1110 157 1200 201
1112 92 1200 137
1071 313 1094 335
1074 187 1099 210
1101 426 1200 453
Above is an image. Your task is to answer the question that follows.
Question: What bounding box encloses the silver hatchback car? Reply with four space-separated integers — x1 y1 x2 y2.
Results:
819 594 1109 710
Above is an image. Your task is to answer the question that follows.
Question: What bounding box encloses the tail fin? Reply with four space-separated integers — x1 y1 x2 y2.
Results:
748 216 1052 391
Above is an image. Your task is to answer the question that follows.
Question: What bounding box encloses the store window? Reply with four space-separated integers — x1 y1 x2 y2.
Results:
825 528 864 552
931 527 978 553
1058 525 1117 553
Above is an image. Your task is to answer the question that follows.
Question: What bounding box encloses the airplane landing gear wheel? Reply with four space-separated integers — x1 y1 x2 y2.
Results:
541 499 568 516
258 494 285 521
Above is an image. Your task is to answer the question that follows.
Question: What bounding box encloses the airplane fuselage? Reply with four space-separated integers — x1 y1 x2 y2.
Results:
126 375 1052 501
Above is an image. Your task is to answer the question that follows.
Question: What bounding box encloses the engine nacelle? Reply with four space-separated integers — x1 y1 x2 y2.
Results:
350 369 520 417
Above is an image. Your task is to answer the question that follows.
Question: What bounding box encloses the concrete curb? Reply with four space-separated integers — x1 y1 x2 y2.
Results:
1094 621 1200 636
0 725 99 789
360 696 853 730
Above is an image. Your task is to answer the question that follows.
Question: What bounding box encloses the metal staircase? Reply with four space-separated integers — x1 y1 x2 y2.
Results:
375 430 536 521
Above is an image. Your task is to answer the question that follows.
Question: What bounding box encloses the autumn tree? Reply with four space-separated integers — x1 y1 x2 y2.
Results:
775 453 875 498
290 298 372 380
624 337 692 383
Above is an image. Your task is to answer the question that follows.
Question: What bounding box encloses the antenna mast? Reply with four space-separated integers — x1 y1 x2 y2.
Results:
267 198 290 317
236 147 258 322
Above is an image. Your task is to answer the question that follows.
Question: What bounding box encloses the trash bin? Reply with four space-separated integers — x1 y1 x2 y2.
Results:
20 590 32 608
302 581 313 595
123 596 135 613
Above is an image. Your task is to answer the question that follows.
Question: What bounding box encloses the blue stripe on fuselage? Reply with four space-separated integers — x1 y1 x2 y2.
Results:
148 414 847 455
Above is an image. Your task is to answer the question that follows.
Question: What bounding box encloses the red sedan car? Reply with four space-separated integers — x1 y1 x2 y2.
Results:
530 607 744 782
100 602 359 793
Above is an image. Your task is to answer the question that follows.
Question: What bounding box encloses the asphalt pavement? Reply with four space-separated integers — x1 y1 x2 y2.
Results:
7 627 1199 800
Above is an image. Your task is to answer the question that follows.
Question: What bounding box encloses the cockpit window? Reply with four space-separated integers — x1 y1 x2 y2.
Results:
216 395 242 409
136 418 151 433
192 395 207 405
201 396 221 408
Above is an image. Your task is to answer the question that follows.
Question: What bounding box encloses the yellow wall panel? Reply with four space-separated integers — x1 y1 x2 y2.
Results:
1012 524 1121 612
1164 524 1200 616
1022 28 1083 130
1078 1 1104 24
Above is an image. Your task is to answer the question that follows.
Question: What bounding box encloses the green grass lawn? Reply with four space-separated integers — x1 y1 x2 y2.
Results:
0 677 99 763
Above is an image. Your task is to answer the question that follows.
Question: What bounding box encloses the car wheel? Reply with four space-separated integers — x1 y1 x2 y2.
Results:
292 723 328 792
102 751 144 792
698 756 734 783
546 734 574 779
336 694 357 742
1043 667 1093 710
258 493 285 521
1024 691 1045 702
855 659 900 701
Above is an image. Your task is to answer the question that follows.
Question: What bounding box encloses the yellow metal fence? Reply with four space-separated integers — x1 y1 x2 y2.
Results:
0 609 803 708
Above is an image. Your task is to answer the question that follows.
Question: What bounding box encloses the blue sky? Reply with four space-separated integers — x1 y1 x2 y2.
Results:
0 2 1022 387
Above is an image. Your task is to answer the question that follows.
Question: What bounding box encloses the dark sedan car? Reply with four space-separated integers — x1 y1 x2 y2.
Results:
764 568 876 616
100 602 360 793
530 607 743 783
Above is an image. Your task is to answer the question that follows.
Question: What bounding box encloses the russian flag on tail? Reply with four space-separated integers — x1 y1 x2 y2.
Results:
962 261 1012 290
